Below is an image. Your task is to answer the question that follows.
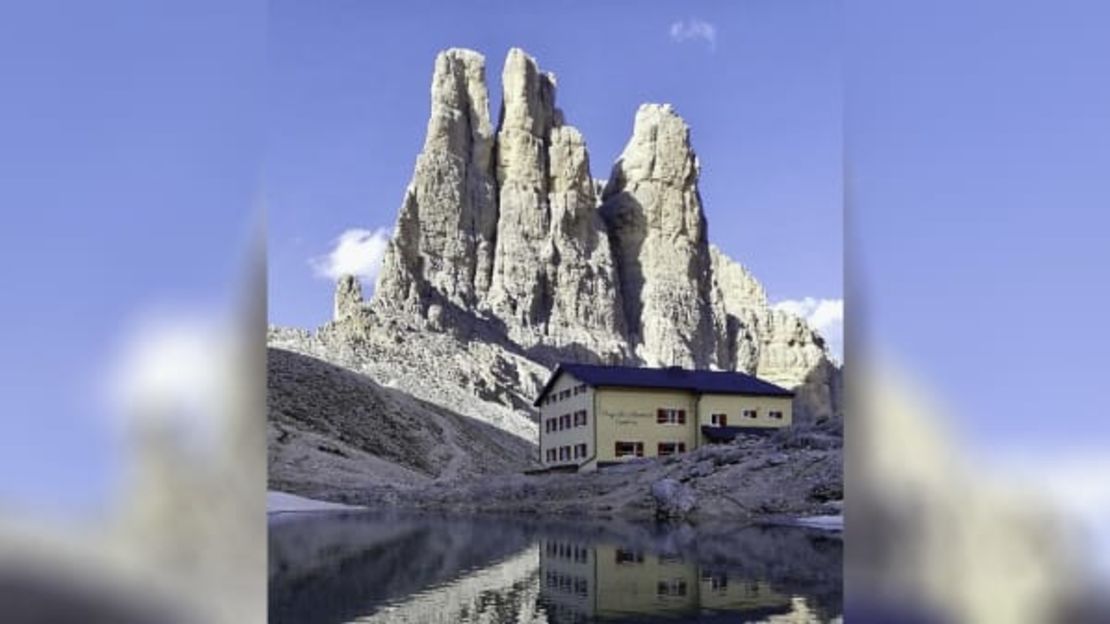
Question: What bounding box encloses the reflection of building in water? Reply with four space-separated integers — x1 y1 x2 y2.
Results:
539 539 796 622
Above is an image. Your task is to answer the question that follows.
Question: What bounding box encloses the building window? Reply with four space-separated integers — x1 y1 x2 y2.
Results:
614 441 644 458
710 413 728 426
657 579 688 597
657 442 687 457
769 410 784 420
743 409 758 419
614 549 644 565
702 573 728 592
656 408 686 425
574 443 587 458
574 410 587 426
560 414 570 430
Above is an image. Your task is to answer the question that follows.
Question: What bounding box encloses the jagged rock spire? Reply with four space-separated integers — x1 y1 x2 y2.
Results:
373 48 498 316
334 274 363 321
362 47 840 422
485 48 628 361
601 104 726 368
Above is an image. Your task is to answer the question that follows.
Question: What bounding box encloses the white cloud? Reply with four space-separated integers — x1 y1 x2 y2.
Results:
310 227 391 287
773 297 844 362
103 310 233 451
669 18 718 50
989 452 1110 582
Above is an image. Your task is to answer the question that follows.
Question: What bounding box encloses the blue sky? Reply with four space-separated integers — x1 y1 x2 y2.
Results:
848 0 1110 453
267 0 843 334
0 1 262 512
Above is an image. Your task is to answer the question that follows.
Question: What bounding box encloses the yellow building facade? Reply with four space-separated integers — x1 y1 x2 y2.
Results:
539 537 793 620
536 363 793 472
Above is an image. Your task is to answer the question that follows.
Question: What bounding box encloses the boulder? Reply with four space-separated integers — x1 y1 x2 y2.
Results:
651 478 697 519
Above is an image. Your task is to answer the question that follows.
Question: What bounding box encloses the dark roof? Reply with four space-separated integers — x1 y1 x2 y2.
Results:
533 362 793 406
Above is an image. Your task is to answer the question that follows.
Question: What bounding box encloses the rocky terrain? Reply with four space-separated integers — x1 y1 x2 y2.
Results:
268 348 536 501
268 345 840 521
327 426 841 522
268 46 844 519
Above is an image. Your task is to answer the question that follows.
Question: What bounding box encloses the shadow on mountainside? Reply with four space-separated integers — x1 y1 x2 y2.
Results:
267 347 538 501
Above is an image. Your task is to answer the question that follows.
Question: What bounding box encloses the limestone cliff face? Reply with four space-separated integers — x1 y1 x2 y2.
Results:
601 104 726 369
293 47 842 436
333 274 363 322
710 247 840 422
373 48 498 317
486 49 628 361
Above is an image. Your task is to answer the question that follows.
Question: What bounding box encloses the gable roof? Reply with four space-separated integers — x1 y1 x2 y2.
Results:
533 362 794 406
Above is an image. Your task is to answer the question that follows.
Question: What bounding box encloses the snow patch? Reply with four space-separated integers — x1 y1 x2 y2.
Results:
267 491 364 513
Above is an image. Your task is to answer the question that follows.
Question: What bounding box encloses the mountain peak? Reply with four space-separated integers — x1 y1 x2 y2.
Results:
363 48 839 425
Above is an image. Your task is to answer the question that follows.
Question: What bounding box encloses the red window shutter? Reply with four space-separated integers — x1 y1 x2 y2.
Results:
636 442 644 457
678 410 686 424
657 409 666 423
720 414 727 427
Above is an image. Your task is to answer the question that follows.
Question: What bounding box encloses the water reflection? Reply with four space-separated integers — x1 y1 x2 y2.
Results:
269 511 841 623
540 540 808 622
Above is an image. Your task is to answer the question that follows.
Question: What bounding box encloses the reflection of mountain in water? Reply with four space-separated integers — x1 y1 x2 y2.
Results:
269 513 536 623
351 546 545 624
268 512 841 623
